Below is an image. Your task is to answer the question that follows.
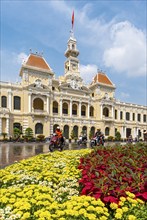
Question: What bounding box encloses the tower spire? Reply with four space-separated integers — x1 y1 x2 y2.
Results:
64 12 83 85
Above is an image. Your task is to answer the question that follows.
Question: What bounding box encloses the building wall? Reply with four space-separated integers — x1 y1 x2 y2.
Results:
0 78 147 140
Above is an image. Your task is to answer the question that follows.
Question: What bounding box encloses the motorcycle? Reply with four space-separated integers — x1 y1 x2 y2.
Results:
49 133 65 152
77 135 87 145
90 135 105 148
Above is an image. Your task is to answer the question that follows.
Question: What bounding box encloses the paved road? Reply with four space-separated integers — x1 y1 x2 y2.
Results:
0 141 127 168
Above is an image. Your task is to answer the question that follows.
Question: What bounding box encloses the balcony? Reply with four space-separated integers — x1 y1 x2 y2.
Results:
0 107 10 115
32 109 47 116
102 116 114 122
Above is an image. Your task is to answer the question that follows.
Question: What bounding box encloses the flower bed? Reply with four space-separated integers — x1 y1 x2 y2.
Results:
78 145 147 203
0 145 147 220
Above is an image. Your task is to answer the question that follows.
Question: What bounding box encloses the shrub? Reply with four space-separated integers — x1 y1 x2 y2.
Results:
37 134 45 141
107 136 114 141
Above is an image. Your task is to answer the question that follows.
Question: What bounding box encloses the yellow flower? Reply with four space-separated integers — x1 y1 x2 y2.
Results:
83 201 89 207
115 212 122 219
87 205 95 212
136 198 144 204
79 208 86 215
122 206 129 212
128 215 136 220
116 208 123 214
95 206 103 214
110 202 118 209
126 191 135 198
120 196 126 202
16 211 23 216
118 201 124 206
99 216 108 220
9 198 16 204
21 212 30 219
87 213 97 220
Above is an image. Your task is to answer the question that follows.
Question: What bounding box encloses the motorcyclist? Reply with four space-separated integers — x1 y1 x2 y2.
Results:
55 126 64 145
95 129 104 145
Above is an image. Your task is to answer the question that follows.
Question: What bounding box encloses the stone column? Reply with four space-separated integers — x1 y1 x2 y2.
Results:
6 118 9 136
46 96 49 113
130 112 132 121
0 118 2 134
70 100 72 117
87 103 90 119
118 110 120 121
8 91 12 111
79 101 81 117
100 105 103 119
112 106 114 118
124 127 126 138
121 127 124 138
60 99 62 116
28 93 31 113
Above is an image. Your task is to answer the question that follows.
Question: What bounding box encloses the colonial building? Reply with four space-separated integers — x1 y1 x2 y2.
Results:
0 30 147 140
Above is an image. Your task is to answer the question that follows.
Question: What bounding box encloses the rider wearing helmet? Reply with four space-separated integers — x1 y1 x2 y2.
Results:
55 126 64 144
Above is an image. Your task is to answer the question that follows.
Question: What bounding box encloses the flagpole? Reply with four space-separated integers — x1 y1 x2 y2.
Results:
72 11 74 30
70 11 74 38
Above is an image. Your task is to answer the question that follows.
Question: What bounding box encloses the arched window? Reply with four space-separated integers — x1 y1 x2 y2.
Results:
53 124 59 133
82 126 87 135
13 123 21 130
63 125 69 139
126 112 130 121
72 44 75 50
63 102 68 114
35 123 43 134
115 110 117 119
90 126 95 137
14 96 21 110
126 128 131 138
137 114 141 122
1 96 7 108
81 105 86 116
53 101 58 113
33 98 44 110
90 106 94 117
105 127 110 136
120 111 123 120
73 125 78 138
72 104 77 115
103 107 109 117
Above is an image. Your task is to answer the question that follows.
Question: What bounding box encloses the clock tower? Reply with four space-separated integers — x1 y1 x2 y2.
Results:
64 30 83 86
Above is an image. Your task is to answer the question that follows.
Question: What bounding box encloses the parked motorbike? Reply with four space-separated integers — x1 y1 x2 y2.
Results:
90 135 105 148
77 135 87 145
49 133 65 152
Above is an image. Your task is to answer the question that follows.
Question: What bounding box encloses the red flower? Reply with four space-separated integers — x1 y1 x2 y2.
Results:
103 196 118 203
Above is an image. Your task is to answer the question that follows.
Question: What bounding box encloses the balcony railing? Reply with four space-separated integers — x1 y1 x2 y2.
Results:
102 116 114 121
0 107 10 114
32 109 47 114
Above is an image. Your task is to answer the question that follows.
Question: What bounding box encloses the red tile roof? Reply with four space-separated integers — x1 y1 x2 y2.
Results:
92 72 113 86
26 54 51 70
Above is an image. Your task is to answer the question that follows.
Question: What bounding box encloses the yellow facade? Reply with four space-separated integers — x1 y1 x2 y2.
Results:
0 32 147 140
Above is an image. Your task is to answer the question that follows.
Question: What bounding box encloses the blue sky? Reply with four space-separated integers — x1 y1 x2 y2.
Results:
1 0 146 106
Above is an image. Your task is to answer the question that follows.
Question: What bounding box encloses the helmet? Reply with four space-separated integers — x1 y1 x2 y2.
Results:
57 126 60 129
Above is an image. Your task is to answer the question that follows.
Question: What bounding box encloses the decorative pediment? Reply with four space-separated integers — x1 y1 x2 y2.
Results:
27 82 50 91
59 82 91 94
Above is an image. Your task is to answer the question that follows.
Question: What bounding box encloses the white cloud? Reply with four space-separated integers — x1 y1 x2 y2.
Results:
120 92 130 98
16 52 28 64
80 64 97 84
1 50 28 82
103 21 146 77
